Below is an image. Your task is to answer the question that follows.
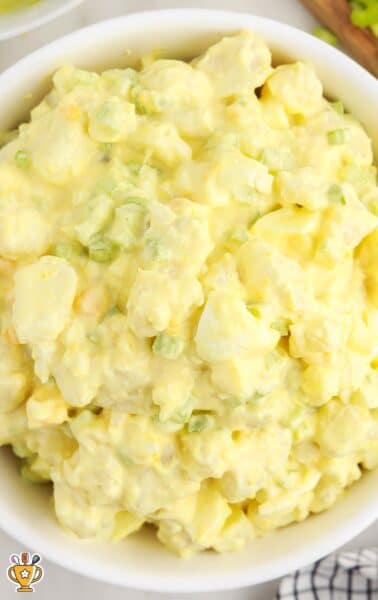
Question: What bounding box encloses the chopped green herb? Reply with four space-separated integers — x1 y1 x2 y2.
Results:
327 129 349 145
313 26 338 46
152 333 184 360
188 414 214 433
328 183 346 205
14 149 31 168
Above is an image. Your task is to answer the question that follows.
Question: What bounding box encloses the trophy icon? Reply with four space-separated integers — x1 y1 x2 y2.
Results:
7 552 43 593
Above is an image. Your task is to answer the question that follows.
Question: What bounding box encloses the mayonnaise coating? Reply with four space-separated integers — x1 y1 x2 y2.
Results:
0 31 378 557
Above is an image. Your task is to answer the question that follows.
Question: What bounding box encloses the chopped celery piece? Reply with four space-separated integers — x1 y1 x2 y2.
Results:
88 238 116 262
328 183 346 205
126 161 143 175
106 305 121 317
369 198 378 216
144 237 169 261
229 226 249 244
53 242 78 259
249 211 261 227
288 404 307 429
145 238 160 258
330 100 345 114
188 414 214 433
202 132 239 154
313 26 338 45
75 194 113 246
341 164 369 188
327 128 349 145
123 196 146 206
350 3 378 27
248 390 265 404
107 203 146 251
271 318 291 336
152 333 184 360
131 86 158 116
234 185 255 204
171 399 193 424
117 449 134 466
265 350 281 369
260 147 293 173
247 304 261 318
87 332 100 344
342 164 366 182
223 396 243 408
100 142 113 161
14 149 30 168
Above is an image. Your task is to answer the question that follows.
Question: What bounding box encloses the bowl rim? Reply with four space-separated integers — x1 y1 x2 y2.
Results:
0 7 376 88
0 0 84 41
0 8 377 593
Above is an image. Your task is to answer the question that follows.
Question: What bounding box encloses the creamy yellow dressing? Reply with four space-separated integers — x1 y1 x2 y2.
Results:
1 31 378 557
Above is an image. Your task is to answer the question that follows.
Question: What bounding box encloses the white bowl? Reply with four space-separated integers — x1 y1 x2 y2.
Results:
0 0 83 40
0 9 377 593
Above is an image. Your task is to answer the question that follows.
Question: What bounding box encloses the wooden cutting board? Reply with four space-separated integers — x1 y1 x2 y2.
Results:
299 0 378 76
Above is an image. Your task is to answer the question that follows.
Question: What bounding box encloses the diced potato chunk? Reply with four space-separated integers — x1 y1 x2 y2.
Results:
195 290 279 362
26 384 67 429
0 206 51 260
264 62 323 116
127 269 203 337
13 256 78 343
26 111 96 185
195 31 272 97
0 373 29 414
88 97 136 142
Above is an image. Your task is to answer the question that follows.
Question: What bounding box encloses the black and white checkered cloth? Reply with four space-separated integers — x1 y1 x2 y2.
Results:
277 548 378 599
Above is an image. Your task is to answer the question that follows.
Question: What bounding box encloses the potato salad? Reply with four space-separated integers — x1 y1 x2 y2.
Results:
0 31 378 557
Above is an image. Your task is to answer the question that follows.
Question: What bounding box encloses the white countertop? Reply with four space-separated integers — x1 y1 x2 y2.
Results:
0 1 377 598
